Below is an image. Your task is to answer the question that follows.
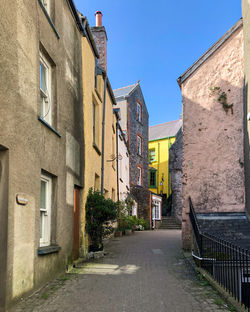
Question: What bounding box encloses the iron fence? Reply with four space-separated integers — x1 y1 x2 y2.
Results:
189 197 250 310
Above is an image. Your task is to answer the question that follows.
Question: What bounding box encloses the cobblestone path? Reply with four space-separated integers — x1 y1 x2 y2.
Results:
11 230 233 312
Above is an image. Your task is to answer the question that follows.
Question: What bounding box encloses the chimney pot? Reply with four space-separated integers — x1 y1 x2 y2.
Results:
95 11 103 27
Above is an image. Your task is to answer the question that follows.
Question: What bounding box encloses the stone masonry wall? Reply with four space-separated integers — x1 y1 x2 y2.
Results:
169 129 183 224
181 26 245 249
91 26 107 72
128 86 149 188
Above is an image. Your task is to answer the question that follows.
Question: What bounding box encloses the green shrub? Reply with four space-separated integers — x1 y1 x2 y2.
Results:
85 188 118 248
138 218 149 230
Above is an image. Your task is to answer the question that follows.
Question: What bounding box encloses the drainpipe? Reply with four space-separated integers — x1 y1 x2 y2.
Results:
101 75 107 195
116 120 119 201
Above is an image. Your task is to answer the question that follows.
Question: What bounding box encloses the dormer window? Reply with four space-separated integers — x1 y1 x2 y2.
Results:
137 102 142 123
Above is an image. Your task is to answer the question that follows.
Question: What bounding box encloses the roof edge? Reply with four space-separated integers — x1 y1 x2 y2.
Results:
177 18 243 86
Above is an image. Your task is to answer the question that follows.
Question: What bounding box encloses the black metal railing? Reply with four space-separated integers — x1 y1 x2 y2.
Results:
189 197 250 310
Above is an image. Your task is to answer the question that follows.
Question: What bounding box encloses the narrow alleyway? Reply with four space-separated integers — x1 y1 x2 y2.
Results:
12 231 232 312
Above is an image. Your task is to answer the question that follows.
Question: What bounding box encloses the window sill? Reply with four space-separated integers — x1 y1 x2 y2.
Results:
94 88 102 102
38 245 61 256
38 0 60 39
38 117 61 138
93 143 101 155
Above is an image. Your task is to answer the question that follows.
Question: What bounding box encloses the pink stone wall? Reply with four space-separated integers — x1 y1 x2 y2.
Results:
181 26 245 249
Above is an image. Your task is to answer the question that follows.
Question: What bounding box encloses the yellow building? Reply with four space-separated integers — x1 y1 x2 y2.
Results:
148 120 182 216
80 14 117 256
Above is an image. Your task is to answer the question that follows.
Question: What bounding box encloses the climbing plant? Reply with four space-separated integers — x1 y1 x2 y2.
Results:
209 86 233 114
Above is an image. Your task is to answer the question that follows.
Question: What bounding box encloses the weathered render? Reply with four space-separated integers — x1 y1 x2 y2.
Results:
178 19 245 249
242 0 250 219
113 109 130 202
0 0 84 310
169 128 183 224
80 13 118 255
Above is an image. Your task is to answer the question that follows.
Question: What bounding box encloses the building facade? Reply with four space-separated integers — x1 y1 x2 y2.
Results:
113 109 130 202
242 0 250 220
178 19 245 249
169 128 183 224
0 0 84 310
148 120 182 216
114 83 150 223
80 12 118 255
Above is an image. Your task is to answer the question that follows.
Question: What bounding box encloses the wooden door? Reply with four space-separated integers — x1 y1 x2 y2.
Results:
73 187 80 260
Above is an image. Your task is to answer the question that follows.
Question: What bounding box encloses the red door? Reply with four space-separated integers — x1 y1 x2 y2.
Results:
73 187 80 260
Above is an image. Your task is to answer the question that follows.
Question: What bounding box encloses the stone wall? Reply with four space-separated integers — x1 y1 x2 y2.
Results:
169 128 183 224
180 24 245 249
130 186 151 225
127 85 149 188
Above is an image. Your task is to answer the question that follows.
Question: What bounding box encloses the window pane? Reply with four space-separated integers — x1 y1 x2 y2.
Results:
150 171 156 186
40 62 47 93
40 180 46 209
40 211 43 239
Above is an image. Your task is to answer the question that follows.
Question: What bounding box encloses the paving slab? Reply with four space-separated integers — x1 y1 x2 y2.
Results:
10 230 233 312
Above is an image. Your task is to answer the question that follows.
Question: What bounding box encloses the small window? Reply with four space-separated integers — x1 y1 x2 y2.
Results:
137 166 142 186
149 149 156 163
112 188 115 201
94 173 100 191
149 170 157 187
40 54 52 125
40 174 52 247
137 102 142 123
137 135 142 156
41 0 50 14
93 102 100 147
132 202 137 217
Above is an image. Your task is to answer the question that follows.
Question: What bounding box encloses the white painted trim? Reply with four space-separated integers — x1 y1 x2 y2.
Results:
40 174 52 247
40 53 52 125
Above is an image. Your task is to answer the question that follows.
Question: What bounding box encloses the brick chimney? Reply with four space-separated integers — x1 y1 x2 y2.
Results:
91 11 108 72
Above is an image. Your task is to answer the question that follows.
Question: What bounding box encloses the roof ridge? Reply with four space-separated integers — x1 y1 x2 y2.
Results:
113 83 137 91
150 119 181 128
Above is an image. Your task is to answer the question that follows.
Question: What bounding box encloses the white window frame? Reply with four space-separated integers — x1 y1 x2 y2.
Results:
137 135 142 156
152 199 161 220
137 166 142 186
40 53 52 125
137 102 142 123
40 174 52 247
132 202 138 217
41 0 50 15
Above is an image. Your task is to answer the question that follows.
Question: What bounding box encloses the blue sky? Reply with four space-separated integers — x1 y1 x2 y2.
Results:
74 0 242 126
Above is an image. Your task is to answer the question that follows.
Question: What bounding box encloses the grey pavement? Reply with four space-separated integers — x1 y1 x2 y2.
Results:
11 230 232 312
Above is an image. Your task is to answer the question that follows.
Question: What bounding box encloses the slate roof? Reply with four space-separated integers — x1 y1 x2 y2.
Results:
149 119 182 141
113 83 138 99
197 212 250 249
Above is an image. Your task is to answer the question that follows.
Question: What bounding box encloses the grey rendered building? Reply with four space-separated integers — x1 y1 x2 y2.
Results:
114 82 150 223
0 0 84 310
